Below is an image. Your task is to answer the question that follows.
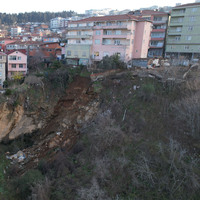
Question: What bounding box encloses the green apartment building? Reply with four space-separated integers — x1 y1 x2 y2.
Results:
166 2 200 60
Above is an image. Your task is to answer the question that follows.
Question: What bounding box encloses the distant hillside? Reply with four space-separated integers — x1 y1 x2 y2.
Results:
0 11 77 25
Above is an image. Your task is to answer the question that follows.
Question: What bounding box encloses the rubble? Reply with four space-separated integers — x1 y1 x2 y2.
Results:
7 151 26 163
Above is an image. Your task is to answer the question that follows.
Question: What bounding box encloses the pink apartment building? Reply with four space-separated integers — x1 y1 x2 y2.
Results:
65 14 152 65
7 50 27 79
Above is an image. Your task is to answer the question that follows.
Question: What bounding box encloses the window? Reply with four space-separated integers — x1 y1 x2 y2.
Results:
116 52 121 57
106 22 112 26
96 30 101 35
187 36 192 41
67 51 71 56
117 21 122 26
154 16 162 21
19 64 23 68
95 39 101 45
96 22 102 26
94 52 99 56
0 56 2 60
82 51 86 57
0 64 2 68
103 52 109 57
74 51 78 56
9 56 17 60
11 64 16 68
176 27 182 32
192 8 197 12
114 40 120 45
18 56 21 60
76 39 81 44
190 16 196 22
105 30 112 35
179 9 185 13
178 18 183 22
184 46 189 50
115 30 121 35
103 39 111 45
0 72 2 76
188 26 193 31
175 36 181 41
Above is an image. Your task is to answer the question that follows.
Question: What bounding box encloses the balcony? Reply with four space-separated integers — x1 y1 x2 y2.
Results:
152 29 166 32
102 43 129 47
102 34 128 39
101 25 128 29
150 44 164 48
167 31 182 35
150 41 164 48
66 34 92 39
171 10 185 17
153 20 167 24
66 26 93 30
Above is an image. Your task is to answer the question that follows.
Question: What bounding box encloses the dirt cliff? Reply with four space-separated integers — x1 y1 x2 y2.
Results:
0 102 43 142
3 76 99 172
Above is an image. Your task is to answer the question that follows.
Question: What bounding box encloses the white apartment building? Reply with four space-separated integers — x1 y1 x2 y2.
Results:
50 17 68 29
11 26 22 37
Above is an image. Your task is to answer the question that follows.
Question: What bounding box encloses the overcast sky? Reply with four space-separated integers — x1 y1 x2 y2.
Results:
0 0 195 14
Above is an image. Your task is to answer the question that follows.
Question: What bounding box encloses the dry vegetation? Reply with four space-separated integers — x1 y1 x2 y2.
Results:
1 66 200 200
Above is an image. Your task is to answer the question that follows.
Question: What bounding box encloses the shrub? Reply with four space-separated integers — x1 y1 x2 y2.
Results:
97 54 126 70
138 82 155 101
4 89 12 96
172 92 200 138
12 169 44 199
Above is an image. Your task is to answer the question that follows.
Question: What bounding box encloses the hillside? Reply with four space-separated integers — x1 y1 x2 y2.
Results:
0 66 200 200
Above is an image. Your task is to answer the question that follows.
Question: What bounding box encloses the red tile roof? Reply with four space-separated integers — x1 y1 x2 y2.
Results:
175 2 200 8
71 14 144 23
7 49 27 55
0 52 7 56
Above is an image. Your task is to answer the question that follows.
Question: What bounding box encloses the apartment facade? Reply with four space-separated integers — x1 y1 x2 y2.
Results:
0 52 7 87
166 2 200 59
132 10 169 57
65 14 152 65
10 26 22 37
50 17 68 30
7 50 27 79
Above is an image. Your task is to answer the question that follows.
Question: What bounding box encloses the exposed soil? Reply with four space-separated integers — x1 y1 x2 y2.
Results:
12 76 99 174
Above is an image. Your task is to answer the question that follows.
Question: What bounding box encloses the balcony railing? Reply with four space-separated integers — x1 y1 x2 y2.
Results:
66 35 92 39
153 20 167 24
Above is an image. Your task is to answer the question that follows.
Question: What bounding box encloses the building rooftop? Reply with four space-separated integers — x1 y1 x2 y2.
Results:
7 49 27 55
141 10 169 15
70 14 150 23
174 2 200 8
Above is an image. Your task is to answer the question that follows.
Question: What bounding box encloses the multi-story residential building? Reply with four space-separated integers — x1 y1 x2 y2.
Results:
132 10 169 57
65 14 152 65
10 26 22 37
6 41 42 57
0 38 17 52
42 36 61 43
39 42 63 63
166 2 200 59
50 17 68 30
0 52 7 88
7 50 27 79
